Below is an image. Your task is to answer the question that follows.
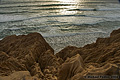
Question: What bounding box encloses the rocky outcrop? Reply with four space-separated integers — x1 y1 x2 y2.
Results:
58 54 84 80
56 28 120 80
0 29 120 80
71 63 119 80
0 33 59 79
0 71 41 80
55 46 78 61
0 51 27 76
0 33 53 60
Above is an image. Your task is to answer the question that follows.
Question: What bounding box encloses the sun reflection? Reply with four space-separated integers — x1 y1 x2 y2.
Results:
59 8 78 15
57 0 80 3
55 0 82 15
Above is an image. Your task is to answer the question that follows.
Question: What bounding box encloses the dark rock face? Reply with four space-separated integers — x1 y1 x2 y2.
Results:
0 29 120 80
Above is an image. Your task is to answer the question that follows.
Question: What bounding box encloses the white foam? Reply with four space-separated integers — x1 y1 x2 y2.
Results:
0 14 27 22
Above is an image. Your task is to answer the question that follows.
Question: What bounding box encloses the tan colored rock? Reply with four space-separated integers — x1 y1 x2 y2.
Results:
44 69 51 74
0 51 9 61
0 52 27 76
58 54 84 80
0 33 54 78
30 63 44 78
110 28 120 36
71 63 120 80
38 50 60 70
0 28 120 80
0 33 53 60
44 74 57 80
56 46 78 61
0 71 41 80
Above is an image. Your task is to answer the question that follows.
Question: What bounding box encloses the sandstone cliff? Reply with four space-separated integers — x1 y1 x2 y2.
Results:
0 29 120 80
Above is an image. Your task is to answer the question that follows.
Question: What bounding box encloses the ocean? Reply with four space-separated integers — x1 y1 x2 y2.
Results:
0 0 120 52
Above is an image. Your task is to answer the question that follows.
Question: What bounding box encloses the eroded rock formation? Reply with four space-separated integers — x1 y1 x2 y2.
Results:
58 54 84 80
0 29 120 80
0 33 58 80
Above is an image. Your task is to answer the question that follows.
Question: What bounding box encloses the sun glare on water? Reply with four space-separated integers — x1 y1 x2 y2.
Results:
57 0 83 3
54 0 83 15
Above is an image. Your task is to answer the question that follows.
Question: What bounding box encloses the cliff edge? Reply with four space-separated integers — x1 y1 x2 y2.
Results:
0 28 120 80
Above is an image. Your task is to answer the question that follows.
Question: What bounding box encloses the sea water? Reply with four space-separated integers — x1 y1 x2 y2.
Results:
0 0 120 52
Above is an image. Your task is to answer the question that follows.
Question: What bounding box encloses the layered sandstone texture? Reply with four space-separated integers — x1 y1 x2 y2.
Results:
0 28 120 80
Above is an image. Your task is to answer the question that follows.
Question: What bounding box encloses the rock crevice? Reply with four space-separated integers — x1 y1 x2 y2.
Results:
0 29 120 80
